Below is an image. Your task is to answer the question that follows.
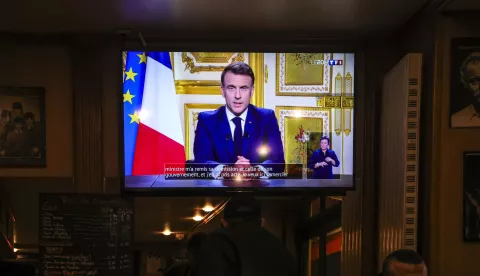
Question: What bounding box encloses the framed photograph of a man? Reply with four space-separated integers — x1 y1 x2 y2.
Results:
450 38 480 128
0 87 46 167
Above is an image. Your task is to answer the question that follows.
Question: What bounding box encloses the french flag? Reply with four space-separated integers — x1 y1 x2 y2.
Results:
123 52 186 176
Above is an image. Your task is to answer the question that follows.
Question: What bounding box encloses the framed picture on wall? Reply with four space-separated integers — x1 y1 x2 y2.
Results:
463 152 480 241
0 86 46 167
450 38 480 128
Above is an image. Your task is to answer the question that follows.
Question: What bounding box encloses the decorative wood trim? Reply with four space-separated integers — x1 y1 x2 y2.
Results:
426 16 446 276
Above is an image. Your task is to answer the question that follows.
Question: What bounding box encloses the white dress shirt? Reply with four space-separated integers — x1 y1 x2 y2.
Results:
225 106 248 140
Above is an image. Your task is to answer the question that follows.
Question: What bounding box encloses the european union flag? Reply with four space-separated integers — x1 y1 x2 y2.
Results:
123 52 147 175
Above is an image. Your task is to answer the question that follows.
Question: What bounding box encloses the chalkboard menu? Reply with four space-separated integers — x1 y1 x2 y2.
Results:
39 194 133 276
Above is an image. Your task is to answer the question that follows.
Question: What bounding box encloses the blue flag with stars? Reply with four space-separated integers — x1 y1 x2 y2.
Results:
123 52 147 175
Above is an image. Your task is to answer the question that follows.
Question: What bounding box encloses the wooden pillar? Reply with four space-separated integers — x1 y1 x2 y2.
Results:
341 184 364 276
318 226 327 276
341 50 377 276
360 48 378 276
71 36 105 193
318 196 327 276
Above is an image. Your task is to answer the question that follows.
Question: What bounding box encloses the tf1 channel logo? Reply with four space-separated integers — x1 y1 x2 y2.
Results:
328 59 343 66
310 59 343 66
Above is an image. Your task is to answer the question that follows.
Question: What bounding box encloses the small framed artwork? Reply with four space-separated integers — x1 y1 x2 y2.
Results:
276 53 332 97
450 38 480 128
463 152 480 241
0 87 46 167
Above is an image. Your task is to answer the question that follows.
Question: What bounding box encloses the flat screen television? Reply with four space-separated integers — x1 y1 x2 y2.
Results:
120 51 356 195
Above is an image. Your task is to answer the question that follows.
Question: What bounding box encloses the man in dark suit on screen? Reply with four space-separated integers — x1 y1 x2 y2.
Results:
193 62 285 179
308 136 340 179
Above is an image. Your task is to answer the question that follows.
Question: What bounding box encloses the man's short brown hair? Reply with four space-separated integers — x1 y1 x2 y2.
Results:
221 62 255 87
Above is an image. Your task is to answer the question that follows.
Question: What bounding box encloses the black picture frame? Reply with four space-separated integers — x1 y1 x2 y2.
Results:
0 86 46 167
463 151 480 241
449 38 480 128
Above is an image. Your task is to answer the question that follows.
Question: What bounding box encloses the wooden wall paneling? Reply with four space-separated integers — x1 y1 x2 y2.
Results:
430 14 480 276
102 37 122 181
71 37 104 193
358 48 379 276
341 51 367 276
356 39 410 276
341 179 363 276
427 17 444 276
0 177 75 245
104 177 121 194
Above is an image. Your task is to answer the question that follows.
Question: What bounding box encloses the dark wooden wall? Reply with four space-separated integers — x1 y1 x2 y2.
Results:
0 31 398 276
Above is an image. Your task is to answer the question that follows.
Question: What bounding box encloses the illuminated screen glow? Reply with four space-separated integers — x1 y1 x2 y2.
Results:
122 52 355 189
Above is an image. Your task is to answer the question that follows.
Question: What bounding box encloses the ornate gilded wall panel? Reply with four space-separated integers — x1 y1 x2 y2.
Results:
173 52 264 105
276 53 332 96
275 106 331 168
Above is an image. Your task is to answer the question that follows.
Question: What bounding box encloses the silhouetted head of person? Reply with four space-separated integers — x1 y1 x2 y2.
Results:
186 232 207 253
1 109 11 124
184 232 207 274
24 112 35 126
221 194 263 228
12 102 23 116
382 249 427 276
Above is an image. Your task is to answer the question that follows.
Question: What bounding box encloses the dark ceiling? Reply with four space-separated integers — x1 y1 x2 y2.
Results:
2 0 432 34
444 0 480 10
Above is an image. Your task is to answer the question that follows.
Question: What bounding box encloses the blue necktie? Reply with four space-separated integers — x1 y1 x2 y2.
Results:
232 117 243 157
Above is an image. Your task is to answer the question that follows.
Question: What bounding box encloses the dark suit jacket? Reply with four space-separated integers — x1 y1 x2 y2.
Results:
193 104 285 174
308 149 340 179
0 122 13 151
4 130 31 157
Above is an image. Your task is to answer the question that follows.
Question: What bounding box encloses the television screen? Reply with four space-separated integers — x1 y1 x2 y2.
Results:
121 52 355 191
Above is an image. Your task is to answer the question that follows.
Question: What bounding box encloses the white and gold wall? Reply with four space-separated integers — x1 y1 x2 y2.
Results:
174 52 354 175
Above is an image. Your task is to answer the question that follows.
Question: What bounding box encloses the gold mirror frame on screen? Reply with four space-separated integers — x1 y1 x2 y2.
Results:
275 106 332 137
276 53 333 97
173 52 264 108
275 106 332 171
181 52 245 73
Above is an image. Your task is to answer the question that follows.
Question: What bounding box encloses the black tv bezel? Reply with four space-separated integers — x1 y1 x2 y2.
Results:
119 41 362 197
